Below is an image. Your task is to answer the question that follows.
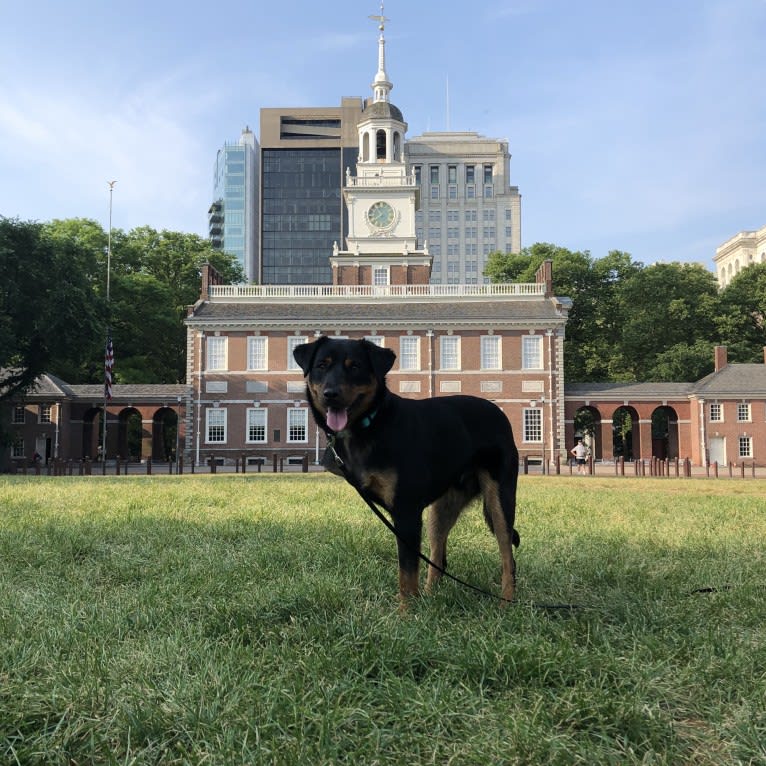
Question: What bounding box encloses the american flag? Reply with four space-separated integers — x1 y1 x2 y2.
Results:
104 334 114 400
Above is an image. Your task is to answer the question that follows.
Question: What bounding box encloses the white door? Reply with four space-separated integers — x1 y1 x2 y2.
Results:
35 436 47 464
709 437 726 466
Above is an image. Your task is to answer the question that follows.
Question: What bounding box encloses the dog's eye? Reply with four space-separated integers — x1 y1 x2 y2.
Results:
316 361 328 371
349 361 360 372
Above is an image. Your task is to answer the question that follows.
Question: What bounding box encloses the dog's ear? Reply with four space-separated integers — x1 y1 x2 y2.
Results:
293 336 326 375
362 340 396 379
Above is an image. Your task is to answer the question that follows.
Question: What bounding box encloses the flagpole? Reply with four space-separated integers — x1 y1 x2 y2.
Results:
102 181 116 474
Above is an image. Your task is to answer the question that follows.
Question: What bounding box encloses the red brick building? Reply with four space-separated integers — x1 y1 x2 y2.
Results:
183 259 570 468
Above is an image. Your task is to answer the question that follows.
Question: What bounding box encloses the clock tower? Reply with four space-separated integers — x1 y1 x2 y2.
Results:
330 5 431 287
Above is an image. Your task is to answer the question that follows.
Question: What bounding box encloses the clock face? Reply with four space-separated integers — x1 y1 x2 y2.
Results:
367 201 395 229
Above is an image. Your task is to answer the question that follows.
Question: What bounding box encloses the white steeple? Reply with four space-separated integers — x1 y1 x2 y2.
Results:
369 3 392 103
329 4 431 286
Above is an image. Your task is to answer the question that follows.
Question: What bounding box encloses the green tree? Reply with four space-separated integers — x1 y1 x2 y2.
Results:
108 273 181 383
717 263 766 363
485 244 640 381
119 227 244 381
0 217 104 399
38 221 244 384
615 262 720 381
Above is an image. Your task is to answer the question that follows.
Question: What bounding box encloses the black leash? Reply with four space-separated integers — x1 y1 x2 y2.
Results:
326 436 733 611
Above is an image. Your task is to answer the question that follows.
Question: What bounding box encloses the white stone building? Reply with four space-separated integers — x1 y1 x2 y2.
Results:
714 224 766 288
406 131 522 285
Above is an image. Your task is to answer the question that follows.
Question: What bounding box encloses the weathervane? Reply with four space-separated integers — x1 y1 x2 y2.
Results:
369 2 388 32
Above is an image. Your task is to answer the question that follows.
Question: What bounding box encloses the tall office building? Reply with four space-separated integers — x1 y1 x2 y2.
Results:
259 99 363 284
209 126 259 282
406 132 522 284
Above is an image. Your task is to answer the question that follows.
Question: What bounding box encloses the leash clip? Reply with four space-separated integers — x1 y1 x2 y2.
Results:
327 435 345 467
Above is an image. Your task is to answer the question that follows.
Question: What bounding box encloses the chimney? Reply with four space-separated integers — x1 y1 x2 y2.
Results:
535 259 553 297
714 345 728 372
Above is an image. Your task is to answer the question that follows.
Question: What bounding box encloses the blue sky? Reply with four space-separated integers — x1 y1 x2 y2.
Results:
1 0 764 269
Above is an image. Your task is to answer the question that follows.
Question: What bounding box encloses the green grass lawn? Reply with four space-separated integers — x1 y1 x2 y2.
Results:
1 474 765 765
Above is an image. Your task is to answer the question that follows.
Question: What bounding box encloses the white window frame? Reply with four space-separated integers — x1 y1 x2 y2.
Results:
246 408 267 443
12 405 25 424
247 336 268 371
399 336 421 371
205 408 227 443
39 404 52 423
287 408 308 443
206 336 227 372
480 335 501 370
739 436 752 458
364 335 384 347
287 336 308 371
373 266 390 286
11 438 24 458
709 403 723 422
440 336 461 371
523 408 543 443
737 402 751 422
522 335 543 370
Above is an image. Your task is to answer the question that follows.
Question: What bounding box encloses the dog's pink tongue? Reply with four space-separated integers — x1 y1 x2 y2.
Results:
327 408 348 432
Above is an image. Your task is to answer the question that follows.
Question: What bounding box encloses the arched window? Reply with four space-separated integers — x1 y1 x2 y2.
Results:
376 129 386 161
362 132 370 162
393 131 401 161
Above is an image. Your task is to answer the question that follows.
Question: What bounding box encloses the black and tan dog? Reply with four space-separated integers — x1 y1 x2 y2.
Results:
293 335 520 606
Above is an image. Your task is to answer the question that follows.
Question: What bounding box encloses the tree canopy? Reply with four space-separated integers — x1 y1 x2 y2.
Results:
1 216 243 401
485 243 752 383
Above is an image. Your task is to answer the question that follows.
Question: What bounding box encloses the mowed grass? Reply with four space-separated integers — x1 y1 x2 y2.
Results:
1 475 765 765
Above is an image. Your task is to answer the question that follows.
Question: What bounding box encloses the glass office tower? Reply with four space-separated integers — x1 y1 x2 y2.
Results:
259 99 363 284
209 127 259 282
261 146 358 284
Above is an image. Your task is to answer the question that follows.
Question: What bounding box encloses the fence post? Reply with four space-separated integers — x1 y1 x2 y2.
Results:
555 454 561 475
208 454 216 474
146 457 152 475
242 454 247 474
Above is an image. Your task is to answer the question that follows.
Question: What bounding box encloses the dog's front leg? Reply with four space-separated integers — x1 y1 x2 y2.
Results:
393 511 423 607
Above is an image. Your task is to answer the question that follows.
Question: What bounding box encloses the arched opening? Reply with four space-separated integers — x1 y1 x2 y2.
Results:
152 407 179 461
612 406 640 462
574 406 600 460
376 129 386 161
118 407 144 462
362 132 370 162
651 406 679 460
81 407 102 460
393 131 401 161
